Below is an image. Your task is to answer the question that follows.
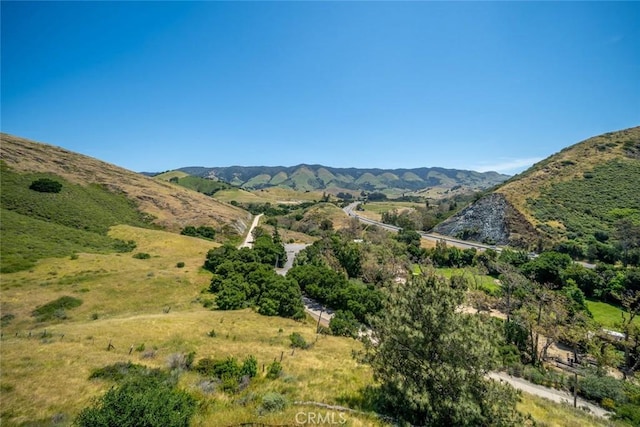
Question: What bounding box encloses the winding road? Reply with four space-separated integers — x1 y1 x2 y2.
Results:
343 202 501 252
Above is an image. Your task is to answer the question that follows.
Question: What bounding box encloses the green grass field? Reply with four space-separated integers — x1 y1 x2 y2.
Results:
586 299 640 330
435 267 501 293
214 187 326 205
357 201 425 221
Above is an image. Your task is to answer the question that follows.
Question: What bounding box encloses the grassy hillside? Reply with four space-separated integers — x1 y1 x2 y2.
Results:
0 225 381 426
0 133 250 233
436 127 640 248
153 170 190 181
0 163 154 272
167 175 232 195
214 186 326 205
528 159 640 242
498 126 640 243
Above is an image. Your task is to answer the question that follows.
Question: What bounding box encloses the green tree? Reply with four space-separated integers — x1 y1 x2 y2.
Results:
253 234 286 267
521 251 572 288
329 310 360 338
619 290 640 380
364 273 523 426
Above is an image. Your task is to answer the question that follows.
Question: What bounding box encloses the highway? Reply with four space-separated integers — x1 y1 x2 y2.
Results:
343 202 502 252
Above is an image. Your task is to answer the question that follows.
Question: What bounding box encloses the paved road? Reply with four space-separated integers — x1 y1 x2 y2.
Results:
275 243 309 274
343 202 596 268
274 243 333 326
488 372 611 418
343 202 501 252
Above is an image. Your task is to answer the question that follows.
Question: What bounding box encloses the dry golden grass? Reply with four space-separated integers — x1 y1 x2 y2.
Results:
517 393 621 427
215 187 326 204
153 170 190 181
0 226 385 426
1 225 217 328
0 133 250 233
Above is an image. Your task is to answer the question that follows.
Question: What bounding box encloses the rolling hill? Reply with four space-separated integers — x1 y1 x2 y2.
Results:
0 133 251 271
434 126 640 249
173 164 509 195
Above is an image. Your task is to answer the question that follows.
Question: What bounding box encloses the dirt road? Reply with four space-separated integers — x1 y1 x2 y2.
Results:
239 214 263 248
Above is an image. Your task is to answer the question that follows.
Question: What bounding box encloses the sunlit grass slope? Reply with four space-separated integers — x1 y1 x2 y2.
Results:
0 226 382 426
0 163 154 272
0 133 250 233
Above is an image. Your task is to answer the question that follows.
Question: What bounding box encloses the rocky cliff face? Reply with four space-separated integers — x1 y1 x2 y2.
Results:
433 193 538 248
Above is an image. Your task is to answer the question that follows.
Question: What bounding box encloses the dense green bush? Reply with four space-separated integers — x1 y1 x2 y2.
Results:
579 372 628 406
133 252 151 259
287 264 382 324
266 361 282 379
241 355 258 378
329 310 360 338
193 355 257 393
181 225 216 240
76 369 196 427
32 296 82 322
113 239 137 253
289 332 308 349
89 362 163 382
29 178 62 193
205 243 305 319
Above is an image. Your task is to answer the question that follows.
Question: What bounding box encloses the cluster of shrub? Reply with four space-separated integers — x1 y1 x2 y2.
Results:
181 225 216 240
32 295 82 322
287 233 387 337
78 362 196 426
29 178 63 193
204 231 304 319
396 232 639 308
288 264 382 337
233 201 317 217
497 249 640 306
528 159 640 266
78 351 287 426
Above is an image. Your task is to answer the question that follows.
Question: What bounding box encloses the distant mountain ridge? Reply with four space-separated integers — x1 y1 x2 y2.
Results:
172 164 509 194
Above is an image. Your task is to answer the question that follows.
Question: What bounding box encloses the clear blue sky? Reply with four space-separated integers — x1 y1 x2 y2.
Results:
2 2 639 174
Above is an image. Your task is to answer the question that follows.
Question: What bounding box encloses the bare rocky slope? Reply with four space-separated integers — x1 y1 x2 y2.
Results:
434 126 640 249
432 193 538 247
0 133 250 234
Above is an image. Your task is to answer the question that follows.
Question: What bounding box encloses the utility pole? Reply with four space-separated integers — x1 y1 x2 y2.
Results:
573 371 578 408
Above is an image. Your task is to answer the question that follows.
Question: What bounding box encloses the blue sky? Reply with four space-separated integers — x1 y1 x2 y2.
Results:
2 2 638 175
